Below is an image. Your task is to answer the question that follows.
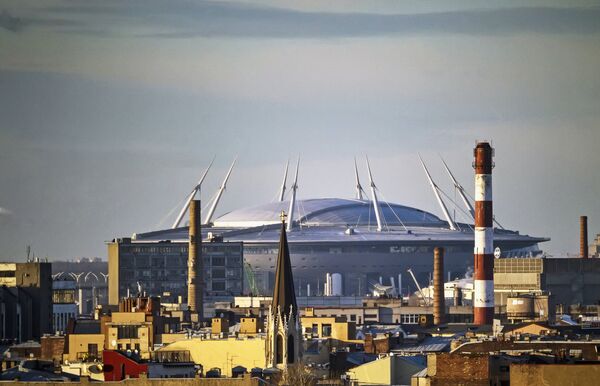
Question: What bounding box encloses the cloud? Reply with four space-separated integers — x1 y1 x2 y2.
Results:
0 207 13 216
0 10 24 32
10 2 600 38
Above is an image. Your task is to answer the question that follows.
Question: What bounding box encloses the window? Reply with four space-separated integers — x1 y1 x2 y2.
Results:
311 324 318 336
212 257 225 266
212 282 226 291
117 325 139 339
322 324 332 337
212 269 226 279
88 344 98 357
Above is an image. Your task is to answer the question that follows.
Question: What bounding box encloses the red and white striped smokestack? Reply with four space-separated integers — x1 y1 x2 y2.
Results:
473 141 494 325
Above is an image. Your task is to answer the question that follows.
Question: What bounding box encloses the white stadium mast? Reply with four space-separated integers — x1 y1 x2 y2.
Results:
366 156 384 232
287 157 300 232
172 157 215 229
440 157 475 219
203 158 237 225
441 157 504 229
419 155 457 231
278 159 289 202
354 157 365 200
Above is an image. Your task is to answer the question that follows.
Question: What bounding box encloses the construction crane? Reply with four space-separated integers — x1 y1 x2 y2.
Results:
407 268 429 306
244 262 259 295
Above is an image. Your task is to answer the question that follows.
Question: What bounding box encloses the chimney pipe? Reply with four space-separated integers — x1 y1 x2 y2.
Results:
453 286 462 307
433 247 445 325
473 141 494 325
581 216 589 259
188 200 203 316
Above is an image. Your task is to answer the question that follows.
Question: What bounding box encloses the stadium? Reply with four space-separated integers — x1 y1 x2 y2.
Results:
131 158 549 296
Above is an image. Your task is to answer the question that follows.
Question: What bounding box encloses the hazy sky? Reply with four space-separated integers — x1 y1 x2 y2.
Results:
1 0 599 260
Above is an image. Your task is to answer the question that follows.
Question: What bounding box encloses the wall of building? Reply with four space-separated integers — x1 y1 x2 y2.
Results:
40 335 66 364
427 353 492 386
300 316 356 341
0 262 52 341
64 334 105 362
159 338 266 377
494 258 600 313
511 363 600 386
346 355 392 385
108 240 243 307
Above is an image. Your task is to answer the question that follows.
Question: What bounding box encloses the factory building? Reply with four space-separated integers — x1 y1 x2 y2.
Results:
0 261 52 342
107 238 243 306
494 257 600 314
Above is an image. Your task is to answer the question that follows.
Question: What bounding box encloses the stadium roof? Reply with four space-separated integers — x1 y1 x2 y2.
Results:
213 198 444 228
131 197 548 246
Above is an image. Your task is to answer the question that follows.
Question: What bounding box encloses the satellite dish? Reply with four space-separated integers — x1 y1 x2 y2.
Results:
494 247 501 259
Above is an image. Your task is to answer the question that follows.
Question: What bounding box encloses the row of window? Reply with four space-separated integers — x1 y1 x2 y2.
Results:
121 245 242 254
246 245 467 255
120 256 242 269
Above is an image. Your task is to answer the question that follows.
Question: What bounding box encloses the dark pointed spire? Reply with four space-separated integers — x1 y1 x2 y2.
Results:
272 211 297 318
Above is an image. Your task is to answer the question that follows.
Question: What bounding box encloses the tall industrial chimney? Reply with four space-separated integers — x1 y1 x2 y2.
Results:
581 216 589 259
188 200 203 316
473 141 494 325
433 247 445 325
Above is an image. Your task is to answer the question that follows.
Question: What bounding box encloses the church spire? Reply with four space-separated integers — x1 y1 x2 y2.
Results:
272 211 297 317
266 211 301 369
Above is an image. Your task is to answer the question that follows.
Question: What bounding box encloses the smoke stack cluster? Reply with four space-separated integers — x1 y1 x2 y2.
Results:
188 200 203 315
473 141 494 325
580 216 589 259
433 247 445 325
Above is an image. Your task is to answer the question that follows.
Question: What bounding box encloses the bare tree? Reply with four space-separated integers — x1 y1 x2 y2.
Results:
279 362 317 386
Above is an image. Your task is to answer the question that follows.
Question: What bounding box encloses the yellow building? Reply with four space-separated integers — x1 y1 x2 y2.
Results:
159 337 267 377
301 307 356 342
346 355 425 386
104 312 154 359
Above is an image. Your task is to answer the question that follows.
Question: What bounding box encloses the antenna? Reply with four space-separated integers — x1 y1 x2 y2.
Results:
172 157 215 229
287 156 300 232
278 159 289 202
204 157 237 225
366 156 383 232
419 155 457 231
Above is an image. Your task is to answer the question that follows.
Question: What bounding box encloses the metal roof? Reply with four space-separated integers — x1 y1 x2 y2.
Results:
213 198 443 228
131 197 549 246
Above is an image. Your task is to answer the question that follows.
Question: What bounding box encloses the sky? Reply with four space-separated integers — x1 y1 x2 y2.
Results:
1 0 599 260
